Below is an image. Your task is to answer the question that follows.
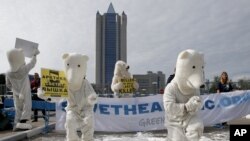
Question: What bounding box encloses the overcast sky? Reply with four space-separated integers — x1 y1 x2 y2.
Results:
1 0 250 83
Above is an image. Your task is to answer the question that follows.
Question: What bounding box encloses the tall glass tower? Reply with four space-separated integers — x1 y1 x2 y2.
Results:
96 3 127 92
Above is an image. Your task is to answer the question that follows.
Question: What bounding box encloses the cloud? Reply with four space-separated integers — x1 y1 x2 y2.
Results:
0 0 250 83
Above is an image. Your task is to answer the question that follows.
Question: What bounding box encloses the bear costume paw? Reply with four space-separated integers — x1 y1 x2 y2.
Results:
185 96 201 113
19 94 25 100
16 123 32 130
88 94 97 105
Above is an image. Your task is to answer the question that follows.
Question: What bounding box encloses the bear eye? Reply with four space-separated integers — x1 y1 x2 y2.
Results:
67 63 69 66
192 66 195 69
78 64 80 67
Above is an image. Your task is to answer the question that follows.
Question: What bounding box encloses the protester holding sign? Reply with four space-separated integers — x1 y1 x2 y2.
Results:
6 45 39 131
111 60 139 98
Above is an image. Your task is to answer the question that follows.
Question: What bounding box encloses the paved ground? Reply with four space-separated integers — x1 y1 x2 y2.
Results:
0 115 249 141
0 112 56 141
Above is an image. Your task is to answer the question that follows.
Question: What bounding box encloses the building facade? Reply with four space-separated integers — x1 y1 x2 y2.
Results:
133 71 166 94
96 3 127 93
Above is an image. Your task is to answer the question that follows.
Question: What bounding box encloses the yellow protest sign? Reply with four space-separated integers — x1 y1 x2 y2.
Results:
119 78 136 94
41 68 68 97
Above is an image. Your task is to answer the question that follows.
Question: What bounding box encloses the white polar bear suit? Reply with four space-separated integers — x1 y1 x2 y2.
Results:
6 48 38 129
163 49 205 141
65 79 97 141
62 53 97 141
111 60 139 98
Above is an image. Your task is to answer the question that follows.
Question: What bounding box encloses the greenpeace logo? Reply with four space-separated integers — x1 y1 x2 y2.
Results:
139 117 165 127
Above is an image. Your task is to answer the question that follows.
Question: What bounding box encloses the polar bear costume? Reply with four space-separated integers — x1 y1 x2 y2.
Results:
62 53 97 141
6 48 39 130
111 60 139 98
163 49 205 141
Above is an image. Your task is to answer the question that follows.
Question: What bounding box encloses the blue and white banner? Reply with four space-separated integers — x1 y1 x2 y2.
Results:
56 90 250 132
200 90 250 126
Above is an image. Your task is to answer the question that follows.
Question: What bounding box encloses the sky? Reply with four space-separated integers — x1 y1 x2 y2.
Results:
1 0 250 83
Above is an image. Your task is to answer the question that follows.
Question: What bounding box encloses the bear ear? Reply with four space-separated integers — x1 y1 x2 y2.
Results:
82 55 89 61
199 52 204 57
179 51 190 59
62 53 69 59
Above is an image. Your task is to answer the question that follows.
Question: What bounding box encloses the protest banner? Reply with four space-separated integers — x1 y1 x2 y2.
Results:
15 38 39 58
119 78 136 93
56 90 250 132
41 68 68 97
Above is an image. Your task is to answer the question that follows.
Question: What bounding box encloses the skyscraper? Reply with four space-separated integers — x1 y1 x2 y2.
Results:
96 3 127 93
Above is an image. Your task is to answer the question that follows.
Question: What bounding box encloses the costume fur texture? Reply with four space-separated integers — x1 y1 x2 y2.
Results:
6 48 39 130
62 53 97 141
163 49 205 141
111 60 139 98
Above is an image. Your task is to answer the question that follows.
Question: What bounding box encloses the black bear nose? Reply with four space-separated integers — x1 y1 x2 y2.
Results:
126 66 130 70
200 84 205 88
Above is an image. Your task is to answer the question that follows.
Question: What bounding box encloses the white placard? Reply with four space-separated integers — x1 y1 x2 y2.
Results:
15 38 39 58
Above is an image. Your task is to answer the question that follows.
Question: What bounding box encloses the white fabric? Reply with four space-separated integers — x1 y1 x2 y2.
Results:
163 81 202 127
65 79 96 141
57 95 166 132
61 53 96 141
62 53 88 91
164 49 204 141
185 96 202 114
174 49 205 95
200 90 250 125
56 91 250 132
6 56 36 123
6 48 25 72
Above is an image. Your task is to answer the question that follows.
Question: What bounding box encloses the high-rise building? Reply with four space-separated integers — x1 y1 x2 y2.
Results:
133 71 166 94
96 3 127 93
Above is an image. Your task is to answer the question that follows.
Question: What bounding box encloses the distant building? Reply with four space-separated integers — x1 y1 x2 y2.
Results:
96 3 127 93
133 71 166 94
0 74 6 96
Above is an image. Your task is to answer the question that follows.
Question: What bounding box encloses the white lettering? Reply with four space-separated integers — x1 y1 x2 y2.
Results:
234 129 247 136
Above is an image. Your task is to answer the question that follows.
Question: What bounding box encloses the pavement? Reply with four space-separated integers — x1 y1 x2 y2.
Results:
0 113 56 141
0 114 249 141
227 115 250 125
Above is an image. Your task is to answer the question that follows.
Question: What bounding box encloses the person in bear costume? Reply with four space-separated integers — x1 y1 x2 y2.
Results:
111 60 139 98
38 53 97 140
163 49 205 141
62 53 97 141
6 48 39 131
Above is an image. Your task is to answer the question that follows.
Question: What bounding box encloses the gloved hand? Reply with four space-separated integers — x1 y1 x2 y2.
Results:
37 88 44 98
84 116 91 124
19 94 24 100
33 48 40 56
185 96 202 113
88 94 97 105
133 81 139 90
117 82 124 89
